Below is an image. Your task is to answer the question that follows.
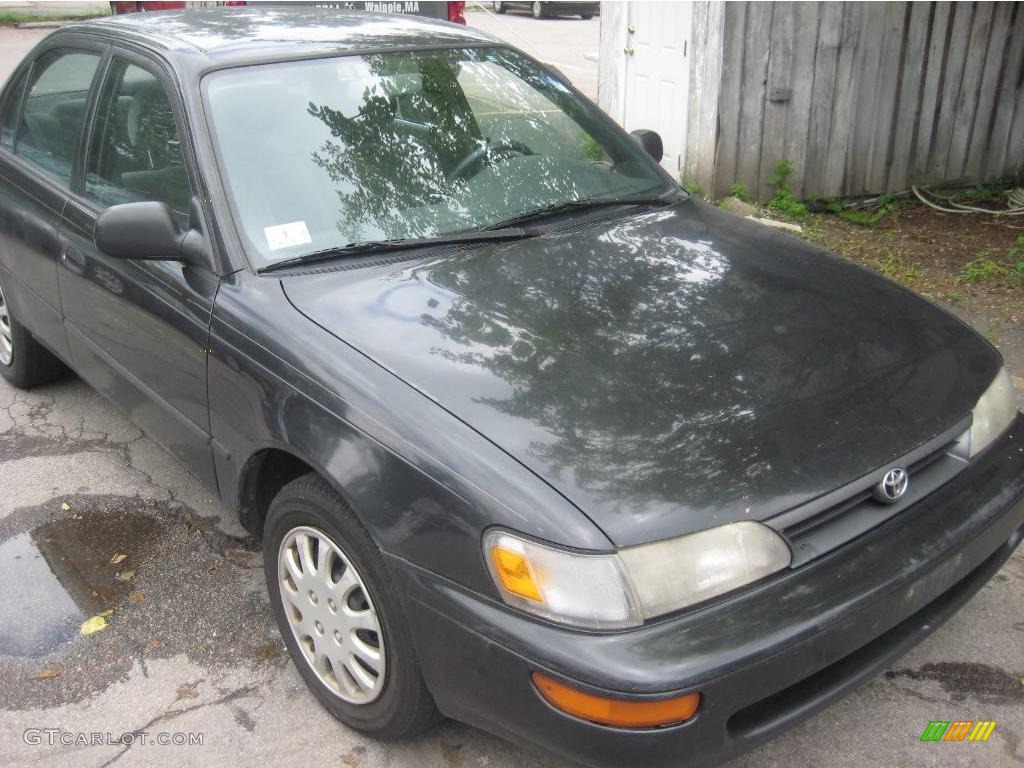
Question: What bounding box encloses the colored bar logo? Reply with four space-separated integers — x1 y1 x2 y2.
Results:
920 720 996 742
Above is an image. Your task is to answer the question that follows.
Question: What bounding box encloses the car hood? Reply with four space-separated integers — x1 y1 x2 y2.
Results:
282 200 1001 546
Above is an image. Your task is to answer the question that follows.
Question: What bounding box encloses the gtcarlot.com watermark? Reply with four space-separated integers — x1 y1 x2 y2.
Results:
24 729 203 747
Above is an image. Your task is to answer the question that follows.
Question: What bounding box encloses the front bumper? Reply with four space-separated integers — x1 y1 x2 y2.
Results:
390 414 1024 768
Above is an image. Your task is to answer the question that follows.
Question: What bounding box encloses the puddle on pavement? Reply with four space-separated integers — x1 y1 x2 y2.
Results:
0 511 164 658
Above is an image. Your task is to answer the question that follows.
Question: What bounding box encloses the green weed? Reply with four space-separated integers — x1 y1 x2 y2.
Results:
768 160 808 219
874 251 921 285
728 182 748 201
682 178 704 198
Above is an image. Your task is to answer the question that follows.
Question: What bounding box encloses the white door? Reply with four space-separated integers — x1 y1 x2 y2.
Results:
622 2 691 176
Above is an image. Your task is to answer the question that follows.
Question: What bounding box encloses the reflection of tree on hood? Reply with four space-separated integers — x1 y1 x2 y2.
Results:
414 206 938 510
418 212 770 506
307 54 480 243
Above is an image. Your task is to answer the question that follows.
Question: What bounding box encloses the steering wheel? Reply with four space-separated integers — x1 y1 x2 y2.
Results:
448 140 534 181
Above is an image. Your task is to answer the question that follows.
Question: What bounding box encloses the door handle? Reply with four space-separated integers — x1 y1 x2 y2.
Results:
61 245 86 273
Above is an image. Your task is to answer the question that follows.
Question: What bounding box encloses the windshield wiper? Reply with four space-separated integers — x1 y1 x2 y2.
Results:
260 226 539 273
484 189 684 230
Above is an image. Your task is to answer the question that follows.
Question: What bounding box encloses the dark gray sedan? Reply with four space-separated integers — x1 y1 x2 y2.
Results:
0 8 1021 768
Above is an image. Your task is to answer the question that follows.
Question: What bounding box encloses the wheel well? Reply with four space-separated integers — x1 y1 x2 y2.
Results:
238 448 314 538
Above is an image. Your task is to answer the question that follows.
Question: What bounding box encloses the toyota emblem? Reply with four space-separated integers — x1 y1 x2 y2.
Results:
873 467 909 503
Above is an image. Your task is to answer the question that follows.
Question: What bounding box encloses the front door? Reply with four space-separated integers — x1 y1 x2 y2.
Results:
623 2 691 176
58 51 218 486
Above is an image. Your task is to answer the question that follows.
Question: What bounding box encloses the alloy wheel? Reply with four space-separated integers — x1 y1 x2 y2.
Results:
277 525 387 704
0 281 13 366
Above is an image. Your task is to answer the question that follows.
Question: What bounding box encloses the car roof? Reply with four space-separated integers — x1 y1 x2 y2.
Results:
61 7 502 72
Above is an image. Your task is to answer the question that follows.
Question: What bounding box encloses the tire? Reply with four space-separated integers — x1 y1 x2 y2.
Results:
493 1 506 12
532 1 544 19
0 276 66 389
581 14 594 20
263 473 439 739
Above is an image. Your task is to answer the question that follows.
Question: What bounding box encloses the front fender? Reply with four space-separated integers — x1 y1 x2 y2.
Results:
207 270 611 596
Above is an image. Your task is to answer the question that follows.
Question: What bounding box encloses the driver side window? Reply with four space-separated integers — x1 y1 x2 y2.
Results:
85 58 191 221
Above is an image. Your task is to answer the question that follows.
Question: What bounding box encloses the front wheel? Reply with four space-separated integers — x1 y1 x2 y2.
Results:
263 474 439 738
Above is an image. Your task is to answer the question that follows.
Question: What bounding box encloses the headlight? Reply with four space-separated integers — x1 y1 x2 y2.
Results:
618 522 792 618
968 367 1017 457
484 531 642 629
484 522 791 629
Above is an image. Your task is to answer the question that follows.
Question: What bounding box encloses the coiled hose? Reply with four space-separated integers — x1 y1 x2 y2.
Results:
912 185 1024 215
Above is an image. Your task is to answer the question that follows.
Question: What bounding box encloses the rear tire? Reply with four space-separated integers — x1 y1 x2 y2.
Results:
263 473 439 739
0 277 67 389
581 13 594 20
532 1 544 18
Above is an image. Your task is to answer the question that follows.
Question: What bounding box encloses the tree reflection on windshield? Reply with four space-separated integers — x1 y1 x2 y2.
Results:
204 46 671 264
307 53 481 243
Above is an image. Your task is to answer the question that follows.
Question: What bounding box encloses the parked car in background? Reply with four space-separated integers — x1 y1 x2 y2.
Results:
0 8 1020 768
493 1 598 20
111 1 468 24
110 1 186 11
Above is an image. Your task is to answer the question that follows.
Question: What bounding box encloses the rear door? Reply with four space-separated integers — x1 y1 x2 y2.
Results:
58 48 219 486
0 43 105 361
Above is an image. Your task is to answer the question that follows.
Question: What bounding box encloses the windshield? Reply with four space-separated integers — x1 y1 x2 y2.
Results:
203 46 673 267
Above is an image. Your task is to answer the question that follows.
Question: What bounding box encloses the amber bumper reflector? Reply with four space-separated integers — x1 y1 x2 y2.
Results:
532 672 700 728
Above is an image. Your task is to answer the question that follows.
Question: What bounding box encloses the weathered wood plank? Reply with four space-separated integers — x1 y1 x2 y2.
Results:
736 3 773 199
695 1 725 193
913 2 951 183
928 2 975 182
862 3 906 193
887 2 930 192
758 3 795 201
684 1 725 193
803 1 842 199
597 1 628 124
946 2 995 181
785 2 822 199
847 4 889 195
683 1 709 185
1005 49 1024 178
822 3 863 198
979 3 1023 180
712 2 748 197
965 2 1013 181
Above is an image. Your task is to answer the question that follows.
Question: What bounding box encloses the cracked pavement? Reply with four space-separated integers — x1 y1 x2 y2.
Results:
1 18 1022 768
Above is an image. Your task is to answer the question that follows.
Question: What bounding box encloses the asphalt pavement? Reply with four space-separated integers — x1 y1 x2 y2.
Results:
0 14 1022 768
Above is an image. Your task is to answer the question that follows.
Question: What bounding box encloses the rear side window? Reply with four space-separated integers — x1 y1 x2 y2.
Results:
15 49 101 186
85 58 191 220
0 68 29 150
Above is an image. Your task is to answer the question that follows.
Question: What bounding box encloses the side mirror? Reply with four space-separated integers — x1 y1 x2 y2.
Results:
94 201 210 267
630 129 663 163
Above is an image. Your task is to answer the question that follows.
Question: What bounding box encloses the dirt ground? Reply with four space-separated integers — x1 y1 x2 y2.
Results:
807 197 1024 336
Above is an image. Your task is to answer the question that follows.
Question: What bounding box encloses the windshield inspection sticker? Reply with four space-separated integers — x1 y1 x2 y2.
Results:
264 221 312 251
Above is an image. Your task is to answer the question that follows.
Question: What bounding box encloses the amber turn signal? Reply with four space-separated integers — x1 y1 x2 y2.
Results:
532 672 700 728
490 545 543 602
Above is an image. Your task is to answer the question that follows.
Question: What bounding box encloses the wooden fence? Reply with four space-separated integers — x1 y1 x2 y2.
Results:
683 2 1024 202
